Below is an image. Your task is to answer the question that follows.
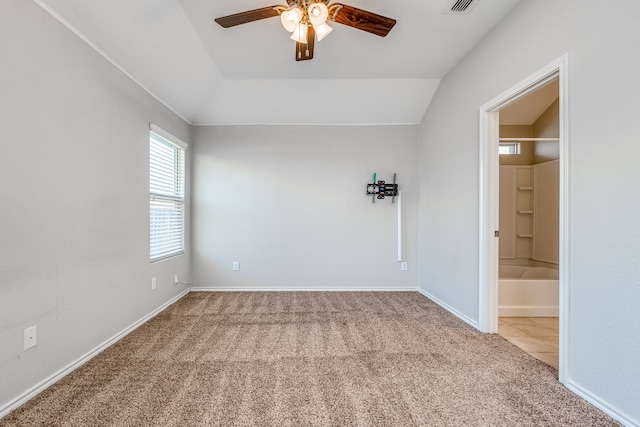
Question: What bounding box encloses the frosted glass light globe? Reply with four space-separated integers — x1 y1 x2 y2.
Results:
290 23 309 43
281 7 302 32
307 3 329 26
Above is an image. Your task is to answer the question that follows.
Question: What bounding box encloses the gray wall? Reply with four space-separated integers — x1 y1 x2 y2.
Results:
0 0 191 412
192 125 418 290
418 0 640 422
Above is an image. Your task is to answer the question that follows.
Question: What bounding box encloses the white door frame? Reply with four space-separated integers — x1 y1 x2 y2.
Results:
478 54 569 383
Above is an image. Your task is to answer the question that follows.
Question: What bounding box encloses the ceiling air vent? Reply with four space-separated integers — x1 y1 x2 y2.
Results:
445 0 478 14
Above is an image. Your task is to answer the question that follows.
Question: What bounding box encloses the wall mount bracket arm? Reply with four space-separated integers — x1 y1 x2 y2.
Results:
366 172 398 203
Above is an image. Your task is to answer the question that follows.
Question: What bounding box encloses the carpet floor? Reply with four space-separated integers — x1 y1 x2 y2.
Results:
1 292 618 426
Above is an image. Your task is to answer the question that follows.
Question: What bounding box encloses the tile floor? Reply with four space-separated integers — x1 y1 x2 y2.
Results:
498 317 559 369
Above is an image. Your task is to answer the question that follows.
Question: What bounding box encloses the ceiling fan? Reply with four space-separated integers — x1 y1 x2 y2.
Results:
214 0 396 61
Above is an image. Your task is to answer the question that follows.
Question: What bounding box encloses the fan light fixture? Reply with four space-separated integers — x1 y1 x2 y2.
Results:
214 1 397 62
281 3 333 44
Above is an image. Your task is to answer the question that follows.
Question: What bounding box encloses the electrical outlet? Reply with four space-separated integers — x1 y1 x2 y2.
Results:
174 274 179 285
151 277 157 290
24 326 37 350
233 261 240 271
401 262 408 271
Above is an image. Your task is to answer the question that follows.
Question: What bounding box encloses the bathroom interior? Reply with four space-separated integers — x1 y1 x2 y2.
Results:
497 78 560 368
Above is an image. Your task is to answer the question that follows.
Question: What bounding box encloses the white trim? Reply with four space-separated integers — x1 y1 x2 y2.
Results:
565 381 638 427
478 106 500 333
417 288 480 329
397 191 403 262
478 54 569 383
0 289 190 419
191 287 418 292
499 138 559 142
190 122 422 127
150 123 188 150
32 0 192 125
498 305 559 317
557 57 571 385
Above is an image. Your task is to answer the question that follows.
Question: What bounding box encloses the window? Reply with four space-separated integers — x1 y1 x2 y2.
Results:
149 124 186 262
499 142 521 155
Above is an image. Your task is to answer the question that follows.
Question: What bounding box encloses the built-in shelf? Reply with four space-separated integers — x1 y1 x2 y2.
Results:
518 210 533 214
499 137 559 142
517 234 533 238
518 186 534 190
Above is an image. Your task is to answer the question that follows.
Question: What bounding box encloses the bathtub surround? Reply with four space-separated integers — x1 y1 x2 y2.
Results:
500 160 560 265
499 162 560 263
499 165 535 260
0 292 617 426
533 160 560 264
498 264 559 317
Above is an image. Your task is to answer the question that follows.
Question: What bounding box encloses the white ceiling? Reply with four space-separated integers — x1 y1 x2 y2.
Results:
34 0 522 125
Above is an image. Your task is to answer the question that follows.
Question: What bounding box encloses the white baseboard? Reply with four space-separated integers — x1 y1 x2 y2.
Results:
190 286 418 292
566 380 638 427
499 305 559 317
0 289 190 420
417 288 480 330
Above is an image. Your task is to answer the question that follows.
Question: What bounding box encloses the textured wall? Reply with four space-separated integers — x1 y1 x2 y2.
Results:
191 125 419 290
0 0 191 413
418 0 640 423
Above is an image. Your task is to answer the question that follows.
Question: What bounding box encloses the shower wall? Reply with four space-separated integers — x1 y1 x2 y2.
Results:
499 99 559 264
499 162 558 264
533 160 559 264
499 165 533 259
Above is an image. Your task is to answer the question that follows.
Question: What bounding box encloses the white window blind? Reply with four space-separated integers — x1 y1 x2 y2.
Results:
150 126 186 262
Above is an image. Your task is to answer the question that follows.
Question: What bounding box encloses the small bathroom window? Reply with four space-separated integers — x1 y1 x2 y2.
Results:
499 142 521 155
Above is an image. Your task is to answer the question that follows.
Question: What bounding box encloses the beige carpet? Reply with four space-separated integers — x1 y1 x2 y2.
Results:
1 292 618 426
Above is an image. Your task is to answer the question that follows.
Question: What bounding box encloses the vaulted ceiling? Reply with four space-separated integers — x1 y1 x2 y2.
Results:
34 0 522 125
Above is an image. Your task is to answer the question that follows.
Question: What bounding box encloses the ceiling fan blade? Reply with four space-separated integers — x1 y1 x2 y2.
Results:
215 6 281 28
329 4 396 37
295 26 315 61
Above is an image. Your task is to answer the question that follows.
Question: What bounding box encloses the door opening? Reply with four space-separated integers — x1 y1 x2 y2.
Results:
497 78 560 369
478 55 569 383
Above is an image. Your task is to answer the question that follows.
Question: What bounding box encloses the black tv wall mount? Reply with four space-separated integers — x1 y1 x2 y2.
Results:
366 172 398 203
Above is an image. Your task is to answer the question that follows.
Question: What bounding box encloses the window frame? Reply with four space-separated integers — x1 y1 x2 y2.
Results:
499 142 521 155
149 124 187 262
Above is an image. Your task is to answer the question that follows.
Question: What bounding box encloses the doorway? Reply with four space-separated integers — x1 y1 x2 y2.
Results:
478 55 569 383
497 78 560 368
